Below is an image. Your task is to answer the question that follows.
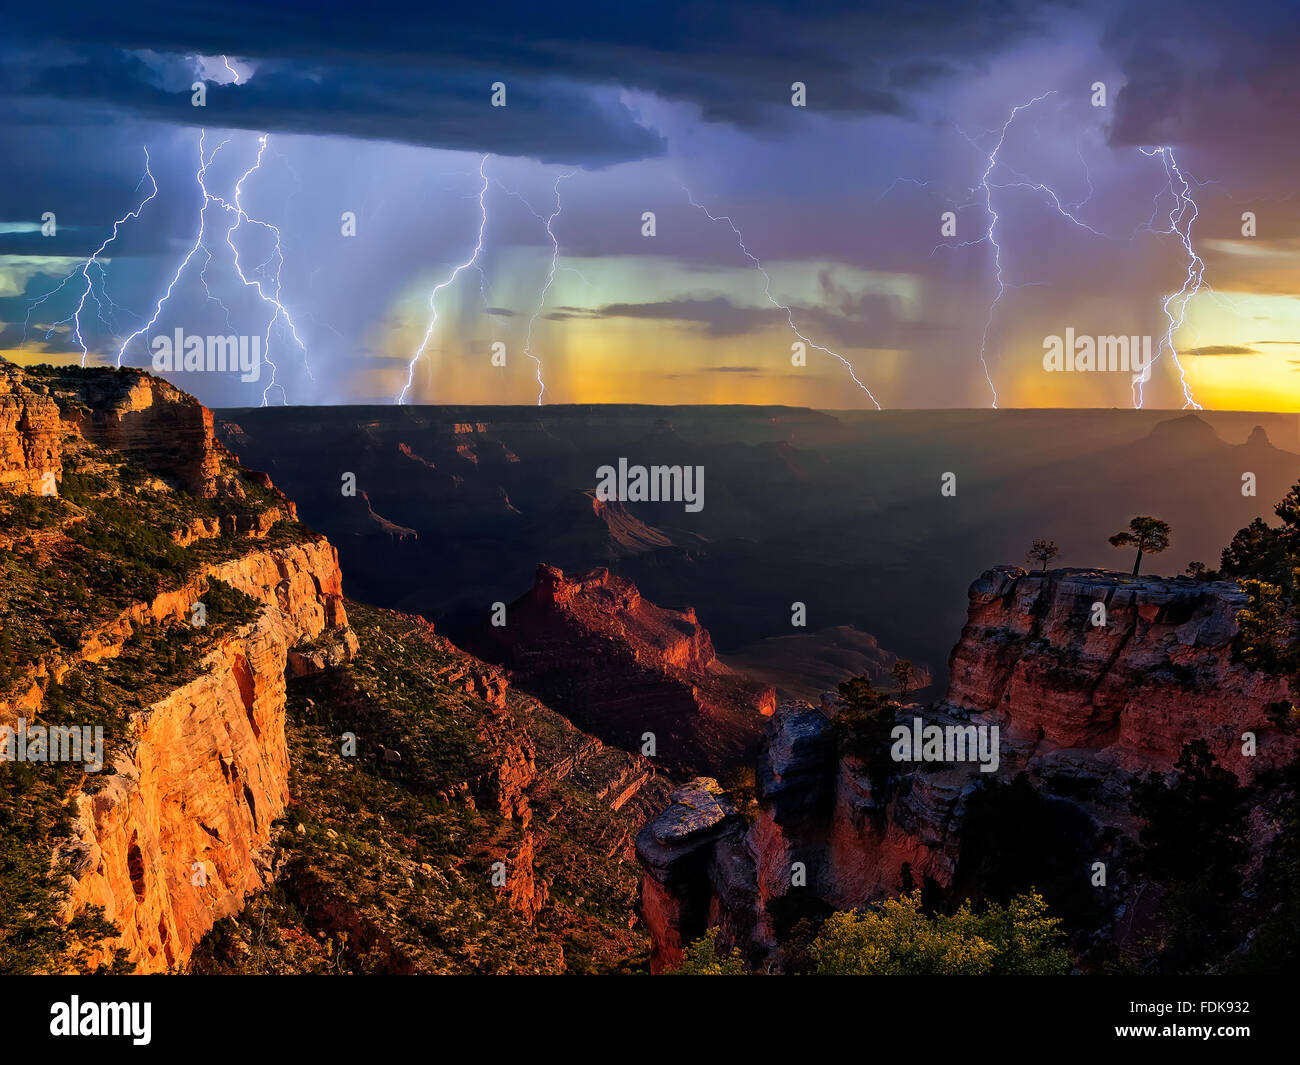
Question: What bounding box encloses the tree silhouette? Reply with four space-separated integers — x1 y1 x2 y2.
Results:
1025 538 1059 572
891 659 916 701
1108 516 1170 576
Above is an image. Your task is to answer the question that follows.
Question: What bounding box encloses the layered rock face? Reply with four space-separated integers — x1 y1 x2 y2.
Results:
61 614 296 971
56 541 356 975
0 360 233 499
0 363 63 493
472 564 776 774
947 566 1293 782
61 368 224 497
0 361 356 973
638 566 1297 969
241 600 673 974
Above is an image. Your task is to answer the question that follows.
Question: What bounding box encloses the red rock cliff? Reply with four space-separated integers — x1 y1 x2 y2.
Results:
638 565 1297 970
0 361 356 973
473 563 775 775
0 363 63 494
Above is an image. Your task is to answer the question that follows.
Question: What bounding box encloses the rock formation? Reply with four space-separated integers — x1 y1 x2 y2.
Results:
0 362 63 494
637 565 1298 970
0 360 356 973
472 563 776 774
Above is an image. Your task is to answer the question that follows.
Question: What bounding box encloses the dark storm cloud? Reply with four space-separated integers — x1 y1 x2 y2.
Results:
1 0 1076 164
3 47 663 167
1104 0 1300 165
544 307 601 321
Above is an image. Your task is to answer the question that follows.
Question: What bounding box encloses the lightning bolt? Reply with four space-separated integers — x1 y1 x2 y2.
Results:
214 133 312 405
682 186 882 409
518 172 574 405
117 131 224 368
114 59 308 404
936 92 1132 407
396 155 490 405
1134 146 1204 410
934 93 1210 410
23 148 157 362
963 90 1057 409
876 177 933 201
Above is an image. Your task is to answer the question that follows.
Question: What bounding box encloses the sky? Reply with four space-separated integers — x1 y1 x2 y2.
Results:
0 0 1297 411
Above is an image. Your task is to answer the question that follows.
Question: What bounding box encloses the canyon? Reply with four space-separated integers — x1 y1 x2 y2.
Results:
214 403 1300 699
470 563 776 775
3 359 1297 975
1 361 680 974
636 566 1298 972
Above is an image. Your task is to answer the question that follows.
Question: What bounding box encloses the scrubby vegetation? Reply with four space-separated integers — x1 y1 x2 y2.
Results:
1 579 263 973
809 890 1070 974
1219 478 1300 694
668 928 747 975
0 758 130 975
673 891 1070 975
190 601 661 974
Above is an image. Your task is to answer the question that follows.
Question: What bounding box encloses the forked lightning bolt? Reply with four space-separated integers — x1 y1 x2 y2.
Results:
683 187 882 409
117 131 223 368
937 93 1210 410
1135 146 1204 410
24 148 157 363
215 133 312 405
963 90 1057 409
520 172 574 405
397 155 490 405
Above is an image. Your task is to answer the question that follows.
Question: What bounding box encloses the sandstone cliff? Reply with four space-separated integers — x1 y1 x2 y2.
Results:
0 362 63 494
54 539 357 972
637 565 1297 971
188 600 674 974
472 564 775 775
0 360 356 974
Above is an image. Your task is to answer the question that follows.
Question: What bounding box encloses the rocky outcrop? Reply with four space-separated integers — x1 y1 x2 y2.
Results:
0 360 235 498
637 565 1299 970
635 778 750 972
472 564 775 775
946 566 1293 781
57 538 357 973
0 362 62 493
4 536 356 721
60 368 223 497
0 360 358 973
59 615 295 971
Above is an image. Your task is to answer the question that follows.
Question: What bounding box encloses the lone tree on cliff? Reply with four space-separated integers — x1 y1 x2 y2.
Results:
1108 516 1171 576
1025 538 1060 572
891 659 916 701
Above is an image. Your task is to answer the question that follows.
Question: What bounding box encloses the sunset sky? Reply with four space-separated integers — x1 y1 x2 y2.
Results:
1 1 1297 411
